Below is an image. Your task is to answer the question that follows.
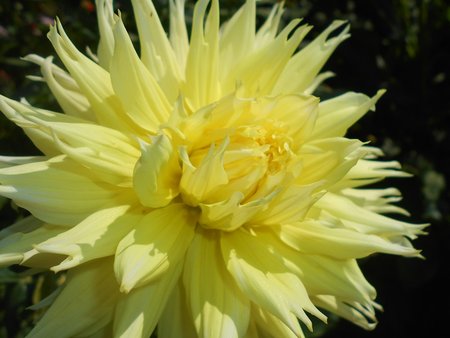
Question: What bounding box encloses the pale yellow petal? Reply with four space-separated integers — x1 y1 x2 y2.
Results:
184 0 220 110
183 230 250 338
131 0 182 102
0 155 123 226
254 3 284 47
114 204 197 292
179 140 229 206
311 90 385 139
23 54 95 121
113 262 182 338
253 305 303 338
27 258 119 338
111 17 172 133
96 0 115 70
36 205 144 272
47 20 138 134
277 221 421 259
273 20 349 95
169 0 189 73
133 134 181 208
315 192 426 237
225 21 310 97
0 224 63 267
221 229 324 334
219 0 255 82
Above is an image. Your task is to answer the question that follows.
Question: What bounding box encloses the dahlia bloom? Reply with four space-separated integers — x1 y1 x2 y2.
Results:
0 0 425 337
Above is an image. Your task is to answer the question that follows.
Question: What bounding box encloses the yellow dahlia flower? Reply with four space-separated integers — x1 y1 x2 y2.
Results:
0 0 426 337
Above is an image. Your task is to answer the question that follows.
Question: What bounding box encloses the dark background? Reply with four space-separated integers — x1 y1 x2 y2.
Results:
1 1 449 337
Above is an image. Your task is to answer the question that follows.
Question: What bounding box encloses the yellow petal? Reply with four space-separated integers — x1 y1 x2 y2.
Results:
277 221 421 259
252 305 303 338
111 17 172 133
184 0 221 109
274 20 349 95
131 0 182 102
113 261 182 338
96 0 115 70
254 3 284 47
27 258 119 338
23 54 95 121
183 230 250 338
312 90 385 139
114 203 197 292
179 139 229 206
36 205 143 272
312 295 377 330
315 192 426 237
0 155 122 226
221 229 324 334
158 280 197 338
133 134 181 208
226 20 310 97
0 224 63 267
47 20 138 134
169 0 189 73
219 0 255 83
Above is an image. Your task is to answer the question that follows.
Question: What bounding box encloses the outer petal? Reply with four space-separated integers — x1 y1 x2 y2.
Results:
23 54 95 121
0 224 64 267
111 17 172 133
35 205 144 272
169 0 189 73
133 134 181 208
277 221 421 259
184 0 221 110
96 0 115 70
113 262 182 338
183 230 250 338
0 155 123 226
221 229 325 334
27 258 120 338
114 203 198 292
131 0 183 102
273 20 349 95
47 20 139 134
311 90 385 139
252 305 303 338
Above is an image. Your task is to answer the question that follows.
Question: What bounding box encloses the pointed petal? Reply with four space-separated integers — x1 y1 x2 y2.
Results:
47 20 138 134
111 17 172 133
274 20 349 94
277 221 421 259
179 139 229 206
131 0 182 102
113 261 182 338
169 0 189 73
36 205 144 272
27 258 120 338
23 54 95 121
133 134 181 208
221 229 324 334
96 0 115 70
0 224 63 267
312 90 385 139
315 192 426 237
219 0 255 82
115 204 197 292
183 230 250 338
0 155 124 226
225 21 310 97
184 0 221 109
253 305 303 338
3 98 141 186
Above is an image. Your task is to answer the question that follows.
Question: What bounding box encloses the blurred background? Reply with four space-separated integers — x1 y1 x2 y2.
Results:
0 0 449 337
